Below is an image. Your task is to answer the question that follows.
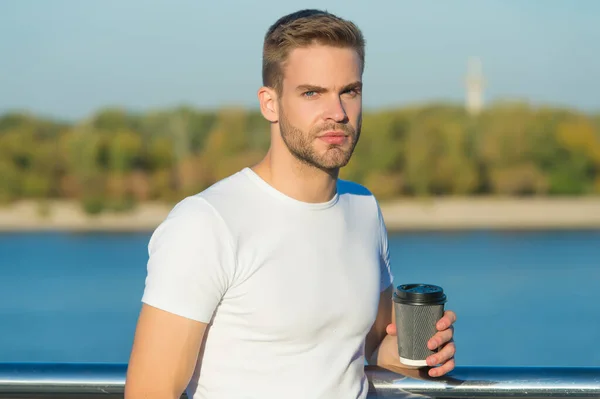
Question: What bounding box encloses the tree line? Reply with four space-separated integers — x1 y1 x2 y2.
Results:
1 102 599 214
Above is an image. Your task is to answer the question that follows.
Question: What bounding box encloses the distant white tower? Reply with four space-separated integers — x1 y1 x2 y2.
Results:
465 57 484 115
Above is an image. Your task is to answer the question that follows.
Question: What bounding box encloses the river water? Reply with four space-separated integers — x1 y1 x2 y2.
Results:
1 229 598 367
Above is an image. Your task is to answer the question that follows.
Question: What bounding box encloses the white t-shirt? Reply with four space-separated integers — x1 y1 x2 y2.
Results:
141 167 394 399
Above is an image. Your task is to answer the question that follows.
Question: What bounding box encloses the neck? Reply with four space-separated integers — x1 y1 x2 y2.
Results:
251 148 339 204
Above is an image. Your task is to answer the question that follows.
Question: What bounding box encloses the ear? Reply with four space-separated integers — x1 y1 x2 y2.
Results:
258 86 278 123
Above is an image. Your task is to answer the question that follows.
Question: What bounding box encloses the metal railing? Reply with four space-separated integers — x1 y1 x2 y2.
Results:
0 362 599 398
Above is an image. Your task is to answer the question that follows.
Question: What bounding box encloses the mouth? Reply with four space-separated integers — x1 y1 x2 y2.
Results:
318 131 349 145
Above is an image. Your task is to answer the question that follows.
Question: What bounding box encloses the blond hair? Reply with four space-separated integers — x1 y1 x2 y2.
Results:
262 9 365 95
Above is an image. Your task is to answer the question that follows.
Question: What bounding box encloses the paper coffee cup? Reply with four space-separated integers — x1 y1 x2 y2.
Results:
393 283 447 367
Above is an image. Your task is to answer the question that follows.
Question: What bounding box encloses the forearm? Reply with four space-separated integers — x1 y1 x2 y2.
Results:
365 329 384 365
368 334 420 369
366 342 381 366
365 331 396 367
366 335 391 367
365 285 395 364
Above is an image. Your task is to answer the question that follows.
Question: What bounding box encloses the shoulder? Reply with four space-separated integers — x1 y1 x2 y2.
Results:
150 169 258 247
161 194 222 228
337 178 374 198
337 178 388 230
337 178 380 212
162 169 250 227
149 195 233 254
143 183 240 323
149 174 248 252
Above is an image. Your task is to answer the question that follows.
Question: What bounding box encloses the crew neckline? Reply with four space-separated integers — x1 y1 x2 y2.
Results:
241 167 339 210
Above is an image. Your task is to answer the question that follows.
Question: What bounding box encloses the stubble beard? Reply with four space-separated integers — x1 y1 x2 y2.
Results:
278 107 361 173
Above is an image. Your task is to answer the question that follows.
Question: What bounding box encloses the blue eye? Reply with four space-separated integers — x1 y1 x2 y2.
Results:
303 91 316 97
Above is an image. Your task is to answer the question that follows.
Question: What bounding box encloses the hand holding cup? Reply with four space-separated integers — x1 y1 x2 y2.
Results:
386 284 456 377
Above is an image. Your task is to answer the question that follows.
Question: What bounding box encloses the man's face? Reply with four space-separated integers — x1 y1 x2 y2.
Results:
277 44 363 171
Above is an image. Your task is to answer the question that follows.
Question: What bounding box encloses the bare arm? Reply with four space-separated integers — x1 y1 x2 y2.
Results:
365 284 420 368
365 284 393 365
125 304 207 399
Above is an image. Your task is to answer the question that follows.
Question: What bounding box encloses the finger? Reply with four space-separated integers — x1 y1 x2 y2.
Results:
429 357 455 377
386 323 397 336
428 326 454 350
427 341 456 366
436 310 457 330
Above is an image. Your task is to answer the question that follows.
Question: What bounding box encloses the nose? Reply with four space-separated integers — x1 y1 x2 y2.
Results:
323 95 348 123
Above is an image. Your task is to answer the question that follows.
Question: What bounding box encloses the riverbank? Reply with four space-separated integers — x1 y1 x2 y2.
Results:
379 197 600 231
1 197 600 232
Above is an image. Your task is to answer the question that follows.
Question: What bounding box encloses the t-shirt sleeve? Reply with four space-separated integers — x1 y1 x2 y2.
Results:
376 200 394 292
141 196 236 323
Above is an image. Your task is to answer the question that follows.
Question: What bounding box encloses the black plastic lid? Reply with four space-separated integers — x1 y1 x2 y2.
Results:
393 283 447 305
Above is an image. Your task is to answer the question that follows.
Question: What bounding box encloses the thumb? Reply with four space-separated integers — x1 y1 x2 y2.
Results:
386 323 397 336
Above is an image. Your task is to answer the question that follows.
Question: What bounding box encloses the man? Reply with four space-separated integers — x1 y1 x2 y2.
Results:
125 9 456 399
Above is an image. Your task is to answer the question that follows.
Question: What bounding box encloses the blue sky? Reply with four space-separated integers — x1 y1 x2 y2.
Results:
1 0 599 120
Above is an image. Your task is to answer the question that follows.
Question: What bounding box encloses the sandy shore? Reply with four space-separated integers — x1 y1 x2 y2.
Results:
1 197 600 232
379 197 600 231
